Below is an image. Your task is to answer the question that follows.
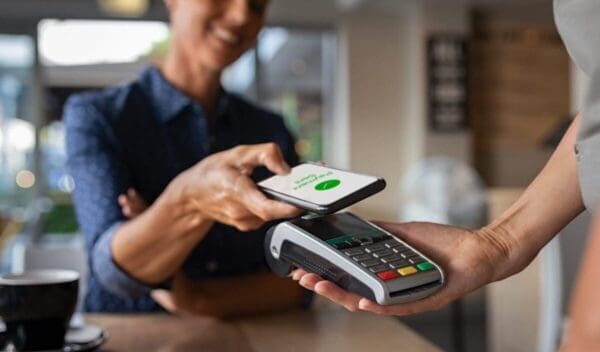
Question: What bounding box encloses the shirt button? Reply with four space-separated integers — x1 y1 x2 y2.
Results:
206 261 219 272
574 144 579 156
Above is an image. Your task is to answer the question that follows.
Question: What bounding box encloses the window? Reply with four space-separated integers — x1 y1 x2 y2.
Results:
0 34 36 210
38 19 170 67
256 27 335 162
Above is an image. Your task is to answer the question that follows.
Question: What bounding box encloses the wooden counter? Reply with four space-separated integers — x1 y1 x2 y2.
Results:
86 299 441 352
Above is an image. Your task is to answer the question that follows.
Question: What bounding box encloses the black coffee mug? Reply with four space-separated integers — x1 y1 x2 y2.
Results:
0 269 79 351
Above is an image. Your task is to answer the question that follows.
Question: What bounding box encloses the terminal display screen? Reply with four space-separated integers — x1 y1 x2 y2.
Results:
292 213 382 241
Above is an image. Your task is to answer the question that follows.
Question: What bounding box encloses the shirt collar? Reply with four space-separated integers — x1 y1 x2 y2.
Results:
138 66 231 124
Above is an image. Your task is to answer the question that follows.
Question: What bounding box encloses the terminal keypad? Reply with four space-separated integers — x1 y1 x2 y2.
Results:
335 234 435 281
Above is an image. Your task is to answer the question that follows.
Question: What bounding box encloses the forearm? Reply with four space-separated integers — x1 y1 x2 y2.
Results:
109 143 301 287
112 181 213 284
482 115 584 281
170 271 305 318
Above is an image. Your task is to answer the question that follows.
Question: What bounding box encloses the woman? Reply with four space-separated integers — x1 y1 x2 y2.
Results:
64 0 306 315
294 0 600 349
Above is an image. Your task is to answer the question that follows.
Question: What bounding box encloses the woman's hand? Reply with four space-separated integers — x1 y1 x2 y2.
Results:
119 143 299 227
118 188 148 218
291 116 586 317
112 143 301 285
293 221 516 315
169 143 302 232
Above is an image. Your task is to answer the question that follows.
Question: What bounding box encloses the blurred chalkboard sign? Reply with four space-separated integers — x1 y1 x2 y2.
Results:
428 36 468 131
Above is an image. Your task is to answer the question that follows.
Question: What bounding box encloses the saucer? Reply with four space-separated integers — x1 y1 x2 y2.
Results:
64 325 108 352
0 325 107 352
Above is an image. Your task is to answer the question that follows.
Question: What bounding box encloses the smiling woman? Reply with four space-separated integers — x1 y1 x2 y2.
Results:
62 0 310 314
162 0 268 109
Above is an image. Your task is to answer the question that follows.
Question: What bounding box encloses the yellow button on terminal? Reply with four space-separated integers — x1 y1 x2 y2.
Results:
397 266 418 276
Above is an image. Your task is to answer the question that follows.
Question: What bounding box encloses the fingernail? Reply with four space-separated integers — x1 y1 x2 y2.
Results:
280 164 291 174
358 299 371 310
299 278 311 288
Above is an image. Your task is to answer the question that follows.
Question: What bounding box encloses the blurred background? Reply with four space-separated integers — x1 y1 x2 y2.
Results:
0 0 589 351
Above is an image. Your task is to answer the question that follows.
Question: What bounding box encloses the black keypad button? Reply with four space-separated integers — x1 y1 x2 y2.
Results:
371 249 394 258
395 249 415 256
333 242 352 250
371 235 389 243
388 259 410 269
383 240 403 248
347 240 362 247
408 257 424 264
357 238 373 246
344 248 365 256
392 247 411 254
352 254 372 262
369 264 390 273
364 244 386 253
380 255 403 263
360 259 381 268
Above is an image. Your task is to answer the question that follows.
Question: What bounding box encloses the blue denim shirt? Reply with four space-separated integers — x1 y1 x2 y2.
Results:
64 66 298 312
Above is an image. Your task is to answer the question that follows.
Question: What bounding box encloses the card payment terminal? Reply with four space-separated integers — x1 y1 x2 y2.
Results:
265 212 444 305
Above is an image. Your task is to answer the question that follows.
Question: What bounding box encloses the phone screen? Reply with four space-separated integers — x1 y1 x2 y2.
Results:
258 163 381 207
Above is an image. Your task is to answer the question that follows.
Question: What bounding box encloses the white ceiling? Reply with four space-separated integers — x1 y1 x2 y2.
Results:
268 0 554 26
0 0 555 30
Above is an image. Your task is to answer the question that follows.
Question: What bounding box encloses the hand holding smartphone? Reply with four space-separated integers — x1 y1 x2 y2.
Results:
258 163 386 215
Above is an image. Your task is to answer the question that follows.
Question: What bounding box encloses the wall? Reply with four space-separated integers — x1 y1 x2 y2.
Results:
328 0 471 221
423 0 473 164
330 2 426 221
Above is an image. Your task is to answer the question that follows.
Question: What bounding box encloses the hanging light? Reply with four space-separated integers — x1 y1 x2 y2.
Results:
97 0 150 17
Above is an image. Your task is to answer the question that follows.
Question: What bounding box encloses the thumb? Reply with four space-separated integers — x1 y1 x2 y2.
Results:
374 221 415 240
231 143 291 175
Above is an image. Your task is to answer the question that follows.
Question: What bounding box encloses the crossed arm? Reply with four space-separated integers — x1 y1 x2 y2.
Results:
117 178 305 319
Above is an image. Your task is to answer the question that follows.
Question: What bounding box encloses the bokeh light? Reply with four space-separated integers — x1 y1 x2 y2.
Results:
15 170 35 189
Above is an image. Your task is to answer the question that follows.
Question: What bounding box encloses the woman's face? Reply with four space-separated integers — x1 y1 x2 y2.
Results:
166 0 268 71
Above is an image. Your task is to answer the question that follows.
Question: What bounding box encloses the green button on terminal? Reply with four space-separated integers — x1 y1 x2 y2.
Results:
416 262 434 272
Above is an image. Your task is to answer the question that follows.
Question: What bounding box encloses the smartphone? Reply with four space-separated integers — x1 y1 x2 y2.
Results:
258 163 386 215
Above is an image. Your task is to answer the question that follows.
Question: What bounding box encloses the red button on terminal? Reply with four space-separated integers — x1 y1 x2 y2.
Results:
377 271 398 281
